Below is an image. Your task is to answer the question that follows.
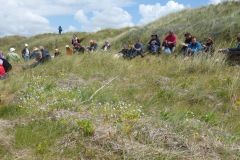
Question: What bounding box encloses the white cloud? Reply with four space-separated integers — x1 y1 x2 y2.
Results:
0 0 134 36
74 7 134 32
139 1 185 24
74 10 89 24
209 0 238 4
66 25 78 32
209 0 223 4
0 0 54 36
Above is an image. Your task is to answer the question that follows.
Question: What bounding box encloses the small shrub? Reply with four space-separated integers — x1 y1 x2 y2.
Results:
76 119 95 137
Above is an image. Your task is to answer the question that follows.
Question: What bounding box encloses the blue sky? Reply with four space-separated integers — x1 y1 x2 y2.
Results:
49 0 211 31
0 0 222 36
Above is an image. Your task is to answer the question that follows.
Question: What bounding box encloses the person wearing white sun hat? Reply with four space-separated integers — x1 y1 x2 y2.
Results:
22 43 30 62
6 48 21 63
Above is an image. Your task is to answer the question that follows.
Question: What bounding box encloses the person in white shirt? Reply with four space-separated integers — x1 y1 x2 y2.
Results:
22 43 30 62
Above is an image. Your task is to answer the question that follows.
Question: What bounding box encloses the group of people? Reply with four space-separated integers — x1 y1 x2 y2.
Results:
0 44 51 79
118 31 219 59
0 32 239 80
63 34 111 56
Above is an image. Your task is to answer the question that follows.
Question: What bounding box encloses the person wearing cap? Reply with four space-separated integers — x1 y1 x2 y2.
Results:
54 48 61 57
66 45 73 56
147 34 161 53
6 48 21 63
162 31 177 54
22 43 30 62
0 59 6 80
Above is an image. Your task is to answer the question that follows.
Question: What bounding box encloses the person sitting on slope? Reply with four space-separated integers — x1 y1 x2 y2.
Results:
39 46 51 61
0 59 6 80
162 31 177 54
219 34 240 61
203 37 215 54
87 40 98 52
219 34 240 53
118 44 129 58
181 32 192 54
147 34 161 54
101 41 111 51
54 48 61 57
29 48 50 68
71 35 85 54
66 45 73 56
0 57 12 73
186 37 203 56
6 48 21 63
133 39 144 58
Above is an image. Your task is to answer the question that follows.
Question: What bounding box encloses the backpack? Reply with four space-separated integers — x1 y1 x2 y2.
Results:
0 58 12 72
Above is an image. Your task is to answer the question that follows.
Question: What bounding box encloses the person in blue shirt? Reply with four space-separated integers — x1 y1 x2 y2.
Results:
186 37 203 56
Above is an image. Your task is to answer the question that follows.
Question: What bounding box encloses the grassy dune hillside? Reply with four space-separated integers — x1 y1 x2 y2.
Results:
113 1 240 49
0 27 131 54
1 54 240 159
0 2 239 54
1 1 240 160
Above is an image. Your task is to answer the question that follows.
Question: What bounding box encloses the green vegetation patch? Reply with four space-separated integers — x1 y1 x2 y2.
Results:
0 105 27 119
15 119 69 154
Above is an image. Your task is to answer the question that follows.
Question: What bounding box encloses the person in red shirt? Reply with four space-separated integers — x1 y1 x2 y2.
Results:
0 59 6 79
162 31 177 54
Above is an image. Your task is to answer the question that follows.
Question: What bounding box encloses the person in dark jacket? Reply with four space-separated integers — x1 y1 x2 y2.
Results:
133 39 144 57
58 26 63 35
30 47 39 59
101 41 111 51
203 37 215 54
219 34 240 61
87 40 98 52
147 34 161 53
39 46 51 61
0 58 12 73
219 34 240 53
30 48 50 68
181 32 192 53
119 44 129 58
